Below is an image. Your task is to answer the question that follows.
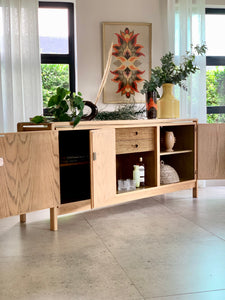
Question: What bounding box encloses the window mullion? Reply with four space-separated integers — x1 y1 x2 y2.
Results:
206 56 225 66
41 54 70 64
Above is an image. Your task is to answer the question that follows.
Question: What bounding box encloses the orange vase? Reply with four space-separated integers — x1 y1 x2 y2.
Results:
146 91 157 119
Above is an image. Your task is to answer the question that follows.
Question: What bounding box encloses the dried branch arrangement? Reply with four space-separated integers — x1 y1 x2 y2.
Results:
95 42 113 105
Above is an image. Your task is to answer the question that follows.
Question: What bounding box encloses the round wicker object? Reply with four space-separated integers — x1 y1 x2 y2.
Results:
160 161 180 185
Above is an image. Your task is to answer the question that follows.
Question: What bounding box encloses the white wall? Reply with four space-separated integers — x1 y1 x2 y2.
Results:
76 0 165 109
206 0 225 7
43 0 224 110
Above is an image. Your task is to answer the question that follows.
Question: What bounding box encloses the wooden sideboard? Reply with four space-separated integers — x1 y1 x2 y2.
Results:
0 119 223 230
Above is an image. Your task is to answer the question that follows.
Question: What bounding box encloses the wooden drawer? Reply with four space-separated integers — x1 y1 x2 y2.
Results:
116 138 154 154
116 127 154 141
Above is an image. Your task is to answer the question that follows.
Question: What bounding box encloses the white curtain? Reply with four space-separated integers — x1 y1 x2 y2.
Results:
167 0 206 123
0 0 42 132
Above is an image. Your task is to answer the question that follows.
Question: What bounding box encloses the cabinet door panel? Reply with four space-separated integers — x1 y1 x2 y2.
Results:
198 124 225 179
0 131 60 218
0 134 20 217
18 131 60 213
90 128 116 208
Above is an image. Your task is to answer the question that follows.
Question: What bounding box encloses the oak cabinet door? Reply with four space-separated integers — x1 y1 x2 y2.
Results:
90 128 116 208
0 133 20 217
0 131 60 218
198 124 225 179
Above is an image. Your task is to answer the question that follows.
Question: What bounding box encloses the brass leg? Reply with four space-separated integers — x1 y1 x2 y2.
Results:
20 214 26 223
50 207 58 231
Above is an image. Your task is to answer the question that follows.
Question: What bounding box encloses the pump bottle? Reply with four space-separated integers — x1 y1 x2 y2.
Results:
138 157 145 187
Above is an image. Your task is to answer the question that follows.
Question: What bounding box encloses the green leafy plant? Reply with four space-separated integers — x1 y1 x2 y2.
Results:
141 44 207 94
31 87 84 127
141 76 160 97
94 104 145 120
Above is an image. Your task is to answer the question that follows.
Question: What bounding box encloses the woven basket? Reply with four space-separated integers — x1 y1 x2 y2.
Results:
160 160 180 185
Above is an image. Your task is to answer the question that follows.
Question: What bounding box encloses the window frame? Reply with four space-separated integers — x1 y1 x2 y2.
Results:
206 8 225 115
39 1 75 93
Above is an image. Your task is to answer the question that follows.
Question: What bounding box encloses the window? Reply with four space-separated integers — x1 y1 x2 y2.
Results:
38 2 75 108
206 8 225 123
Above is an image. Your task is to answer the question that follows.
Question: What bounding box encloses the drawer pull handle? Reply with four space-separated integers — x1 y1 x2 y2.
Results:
135 131 138 135
132 144 139 148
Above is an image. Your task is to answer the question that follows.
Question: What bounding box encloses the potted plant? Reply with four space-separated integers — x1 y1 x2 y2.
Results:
141 44 207 119
31 87 98 127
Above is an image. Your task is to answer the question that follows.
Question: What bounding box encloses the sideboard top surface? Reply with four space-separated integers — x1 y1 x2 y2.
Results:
18 118 198 132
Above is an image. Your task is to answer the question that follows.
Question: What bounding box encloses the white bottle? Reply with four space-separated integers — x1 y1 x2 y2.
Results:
133 165 140 188
138 157 145 187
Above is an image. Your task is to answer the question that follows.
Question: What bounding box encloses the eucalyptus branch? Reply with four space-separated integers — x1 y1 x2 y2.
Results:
141 44 207 95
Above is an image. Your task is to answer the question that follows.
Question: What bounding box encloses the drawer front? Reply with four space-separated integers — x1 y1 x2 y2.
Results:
116 138 154 154
116 127 154 141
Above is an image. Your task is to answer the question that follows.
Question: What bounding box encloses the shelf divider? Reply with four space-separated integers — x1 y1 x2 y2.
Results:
60 161 89 167
160 149 192 156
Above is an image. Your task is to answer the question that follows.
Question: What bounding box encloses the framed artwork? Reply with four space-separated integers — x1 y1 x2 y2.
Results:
102 22 152 104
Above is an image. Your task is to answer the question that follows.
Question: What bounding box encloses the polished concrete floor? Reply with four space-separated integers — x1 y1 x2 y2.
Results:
1 187 225 300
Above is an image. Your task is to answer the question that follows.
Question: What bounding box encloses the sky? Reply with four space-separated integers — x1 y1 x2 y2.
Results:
38 8 68 38
205 14 225 56
37 8 225 62
38 8 224 55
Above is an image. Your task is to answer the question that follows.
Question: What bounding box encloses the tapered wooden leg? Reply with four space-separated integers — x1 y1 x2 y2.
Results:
193 182 198 198
20 214 26 223
50 207 58 231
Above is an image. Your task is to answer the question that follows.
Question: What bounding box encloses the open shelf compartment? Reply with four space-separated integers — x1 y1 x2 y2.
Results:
160 124 195 153
160 124 195 184
116 151 157 193
59 130 91 204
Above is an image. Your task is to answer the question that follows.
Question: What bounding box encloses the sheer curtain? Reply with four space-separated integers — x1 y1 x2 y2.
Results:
0 0 42 132
167 0 206 123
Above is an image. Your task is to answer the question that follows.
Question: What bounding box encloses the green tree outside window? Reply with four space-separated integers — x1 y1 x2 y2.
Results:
206 67 225 123
41 64 69 107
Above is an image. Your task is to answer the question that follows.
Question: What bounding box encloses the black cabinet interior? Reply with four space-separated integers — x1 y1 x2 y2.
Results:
59 130 90 203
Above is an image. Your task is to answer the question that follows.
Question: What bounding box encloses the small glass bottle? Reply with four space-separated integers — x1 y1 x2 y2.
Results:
133 165 140 188
138 157 145 187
